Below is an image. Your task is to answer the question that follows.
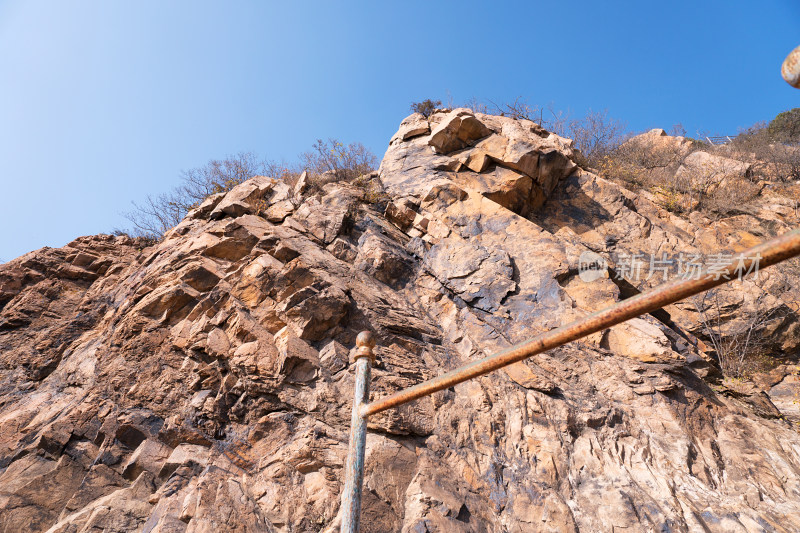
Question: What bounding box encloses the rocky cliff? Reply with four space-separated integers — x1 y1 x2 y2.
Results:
1 109 799 532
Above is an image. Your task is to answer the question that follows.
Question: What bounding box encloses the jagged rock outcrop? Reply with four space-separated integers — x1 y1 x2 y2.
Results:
0 110 799 532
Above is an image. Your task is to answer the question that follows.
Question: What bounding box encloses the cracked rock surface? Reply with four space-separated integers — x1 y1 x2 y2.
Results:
0 110 799 532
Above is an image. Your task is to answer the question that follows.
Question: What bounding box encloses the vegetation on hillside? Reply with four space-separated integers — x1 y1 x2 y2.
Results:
124 140 379 239
409 99 441 118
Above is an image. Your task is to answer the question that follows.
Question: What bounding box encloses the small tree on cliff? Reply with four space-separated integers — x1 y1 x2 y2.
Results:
410 99 441 118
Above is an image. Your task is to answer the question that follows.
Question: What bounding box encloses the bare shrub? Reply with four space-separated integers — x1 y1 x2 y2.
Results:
702 179 762 215
125 152 267 238
485 97 568 135
486 98 628 167
180 152 267 207
597 132 698 213
597 127 768 216
125 190 187 238
670 123 687 137
463 96 489 114
293 139 382 210
489 96 538 121
604 136 685 176
732 123 800 181
125 138 380 239
568 109 629 167
693 288 784 378
300 139 377 182
544 106 570 138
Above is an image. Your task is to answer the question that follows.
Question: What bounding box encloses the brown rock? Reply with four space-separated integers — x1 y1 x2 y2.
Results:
278 285 350 341
275 326 320 382
1 112 800 533
122 439 173 481
424 235 516 312
209 176 276 219
205 328 230 358
355 231 414 288
601 318 677 363
392 112 431 142
428 109 492 154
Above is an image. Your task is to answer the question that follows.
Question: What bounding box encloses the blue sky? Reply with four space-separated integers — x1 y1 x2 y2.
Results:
1 1 799 261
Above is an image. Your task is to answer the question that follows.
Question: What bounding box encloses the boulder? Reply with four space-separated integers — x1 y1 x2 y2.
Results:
392 112 430 142
122 439 173 481
274 326 320 382
209 175 276 219
428 108 492 154
601 318 677 363
676 150 751 192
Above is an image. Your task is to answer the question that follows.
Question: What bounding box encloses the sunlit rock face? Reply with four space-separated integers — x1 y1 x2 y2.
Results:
0 111 799 532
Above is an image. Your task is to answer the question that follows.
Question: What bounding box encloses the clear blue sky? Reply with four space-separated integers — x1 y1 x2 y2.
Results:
1 1 799 262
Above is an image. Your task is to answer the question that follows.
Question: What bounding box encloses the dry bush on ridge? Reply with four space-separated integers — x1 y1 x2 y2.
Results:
410 99 441 118
489 96 537 121
298 138 382 207
124 140 379 239
179 152 267 207
484 97 569 135
300 138 377 183
485 97 628 166
124 152 267 238
731 122 800 182
567 109 629 167
597 126 774 216
701 178 763 216
479 95 766 217
463 96 490 114
595 132 702 213
124 190 186 238
416 96 627 166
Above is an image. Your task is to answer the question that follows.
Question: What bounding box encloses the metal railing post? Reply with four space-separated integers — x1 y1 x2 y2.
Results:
340 331 376 533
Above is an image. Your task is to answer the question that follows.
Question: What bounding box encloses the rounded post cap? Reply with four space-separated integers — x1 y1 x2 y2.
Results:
354 330 376 363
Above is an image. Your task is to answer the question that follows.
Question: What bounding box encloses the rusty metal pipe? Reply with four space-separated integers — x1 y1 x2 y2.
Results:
362 227 800 417
340 331 376 533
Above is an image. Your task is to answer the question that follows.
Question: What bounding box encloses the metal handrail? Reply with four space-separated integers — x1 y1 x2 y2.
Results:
339 48 800 531
341 227 800 532
363 227 800 417
706 135 735 145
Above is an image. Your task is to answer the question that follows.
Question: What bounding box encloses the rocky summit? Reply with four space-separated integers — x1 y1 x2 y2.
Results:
1 109 800 532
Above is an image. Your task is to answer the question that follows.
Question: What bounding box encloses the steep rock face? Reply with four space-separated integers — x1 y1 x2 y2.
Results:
0 112 798 532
